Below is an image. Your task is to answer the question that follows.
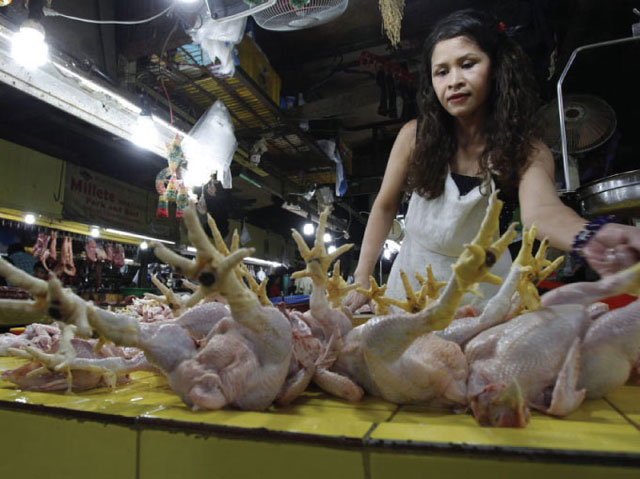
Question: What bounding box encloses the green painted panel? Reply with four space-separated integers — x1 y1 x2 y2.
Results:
0 408 137 479
140 429 365 479
370 451 640 479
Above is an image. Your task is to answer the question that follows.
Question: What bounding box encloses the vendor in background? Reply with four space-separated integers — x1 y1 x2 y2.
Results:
33 262 48 280
7 242 37 276
344 9 640 312
267 274 283 299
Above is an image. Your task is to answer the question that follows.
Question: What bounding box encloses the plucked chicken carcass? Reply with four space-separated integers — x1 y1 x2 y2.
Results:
467 262 640 427
0 323 61 355
6 204 293 411
2 323 151 391
332 193 516 406
275 210 364 404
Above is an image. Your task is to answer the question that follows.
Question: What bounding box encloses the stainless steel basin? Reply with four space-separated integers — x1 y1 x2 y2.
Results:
576 169 640 218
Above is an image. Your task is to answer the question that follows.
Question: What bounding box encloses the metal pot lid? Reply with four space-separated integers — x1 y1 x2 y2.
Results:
576 169 640 198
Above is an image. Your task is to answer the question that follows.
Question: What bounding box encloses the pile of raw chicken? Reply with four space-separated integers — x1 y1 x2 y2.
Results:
0 194 639 427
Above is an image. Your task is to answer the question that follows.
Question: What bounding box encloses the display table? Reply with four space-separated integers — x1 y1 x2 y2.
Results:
0 356 639 479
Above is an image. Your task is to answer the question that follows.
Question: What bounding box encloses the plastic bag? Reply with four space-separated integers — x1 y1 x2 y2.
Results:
317 139 348 197
190 17 246 76
182 100 237 189
240 219 251 245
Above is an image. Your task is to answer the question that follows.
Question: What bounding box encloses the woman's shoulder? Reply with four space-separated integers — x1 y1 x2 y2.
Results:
524 139 554 172
528 139 553 161
394 119 418 151
400 118 418 136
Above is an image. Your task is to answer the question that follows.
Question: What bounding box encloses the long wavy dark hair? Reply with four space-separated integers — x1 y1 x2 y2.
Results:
407 9 539 199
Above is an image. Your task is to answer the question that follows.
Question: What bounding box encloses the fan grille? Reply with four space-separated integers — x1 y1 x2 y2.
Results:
536 94 617 154
252 0 348 31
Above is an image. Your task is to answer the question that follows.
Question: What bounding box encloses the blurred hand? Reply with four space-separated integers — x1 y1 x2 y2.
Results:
582 223 640 276
343 288 373 314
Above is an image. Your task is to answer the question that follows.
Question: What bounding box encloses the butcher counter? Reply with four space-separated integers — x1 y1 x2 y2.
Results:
0 356 638 479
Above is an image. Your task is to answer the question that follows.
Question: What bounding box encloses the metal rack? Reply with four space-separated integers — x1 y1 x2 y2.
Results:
136 47 336 175
135 44 368 230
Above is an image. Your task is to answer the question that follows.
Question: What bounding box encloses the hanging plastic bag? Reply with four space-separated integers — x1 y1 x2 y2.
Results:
182 100 237 189
240 219 251 245
317 139 348 197
190 17 246 77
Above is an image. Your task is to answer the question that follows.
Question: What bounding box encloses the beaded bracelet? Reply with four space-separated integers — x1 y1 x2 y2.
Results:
570 215 616 263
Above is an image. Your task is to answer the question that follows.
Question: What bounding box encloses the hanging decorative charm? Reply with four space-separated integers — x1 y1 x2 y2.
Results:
155 135 189 218
379 0 405 47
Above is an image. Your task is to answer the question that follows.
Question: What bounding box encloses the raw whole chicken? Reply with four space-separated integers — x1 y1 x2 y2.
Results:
0 323 61 355
467 262 640 427
2 324 151 391
278 209 366 404
332 193 516 406
1 204 293 411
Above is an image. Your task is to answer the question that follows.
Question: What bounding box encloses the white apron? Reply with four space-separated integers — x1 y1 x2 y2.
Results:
386 172 512 308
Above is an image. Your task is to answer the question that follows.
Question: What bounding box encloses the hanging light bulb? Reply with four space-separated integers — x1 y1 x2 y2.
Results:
12 19 49 69
323 232 332 243
90 226 100 238
327 245 336 255
139 241 149 250
303 223 314 236
24 213 36 224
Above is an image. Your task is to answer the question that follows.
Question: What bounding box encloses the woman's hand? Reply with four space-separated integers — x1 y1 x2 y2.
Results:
582 223 640 276
343 288 373 314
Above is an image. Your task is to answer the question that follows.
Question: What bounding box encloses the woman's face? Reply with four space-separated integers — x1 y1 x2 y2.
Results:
430 36 492 119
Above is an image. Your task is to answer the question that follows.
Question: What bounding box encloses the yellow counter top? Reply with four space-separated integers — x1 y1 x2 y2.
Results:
1 356 639 479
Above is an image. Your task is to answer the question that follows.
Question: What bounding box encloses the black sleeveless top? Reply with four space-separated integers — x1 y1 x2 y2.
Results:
413 117 518 234
450 172 517 235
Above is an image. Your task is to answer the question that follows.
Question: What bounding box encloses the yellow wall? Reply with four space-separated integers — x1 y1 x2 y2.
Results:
0 138 65 218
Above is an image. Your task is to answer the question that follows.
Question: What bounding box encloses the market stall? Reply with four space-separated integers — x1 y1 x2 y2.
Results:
1 1 640 478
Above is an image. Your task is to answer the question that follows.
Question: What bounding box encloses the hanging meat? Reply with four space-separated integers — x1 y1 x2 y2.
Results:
49 231 57 262
32 233 51 269
105 243 114 263
31 233 48 258
112 244 125 268
85 239 97 263
64 236 76 276
96 243 108 262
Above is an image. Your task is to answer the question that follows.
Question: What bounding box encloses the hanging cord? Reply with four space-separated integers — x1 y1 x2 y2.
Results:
159 18 180 125
42 4 174 25
161 79 174 125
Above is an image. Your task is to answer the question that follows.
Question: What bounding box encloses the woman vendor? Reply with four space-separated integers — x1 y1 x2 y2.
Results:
344 9 640 312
